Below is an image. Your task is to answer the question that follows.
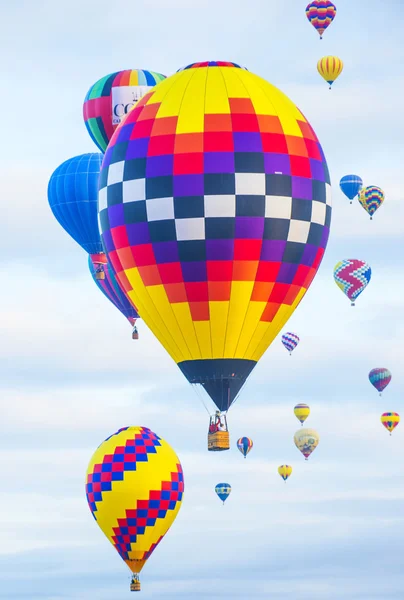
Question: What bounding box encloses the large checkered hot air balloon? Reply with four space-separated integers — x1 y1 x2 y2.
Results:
97 61 332 419
86 426 184 592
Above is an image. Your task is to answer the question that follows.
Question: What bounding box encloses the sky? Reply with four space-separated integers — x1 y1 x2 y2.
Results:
1 0 404 598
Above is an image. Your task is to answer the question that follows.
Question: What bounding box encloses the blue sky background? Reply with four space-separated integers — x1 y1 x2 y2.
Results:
1 1 403 598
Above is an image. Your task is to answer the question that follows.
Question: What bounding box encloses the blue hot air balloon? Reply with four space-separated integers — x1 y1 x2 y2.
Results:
215 483 231 505
339 175 363 204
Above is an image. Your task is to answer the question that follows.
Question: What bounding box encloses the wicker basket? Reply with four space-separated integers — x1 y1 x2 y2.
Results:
208 431 230 451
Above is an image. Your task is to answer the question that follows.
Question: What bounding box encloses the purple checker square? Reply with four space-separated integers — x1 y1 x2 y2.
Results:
126 138 149 160
206 239 234 260
116 123 134 143
146 155 174 178
292 176 313 200
152 241 180 264
320 226 330 248
260 239 286 261
235 217 264 239
310 159 325 182
126 222 151 245
101 229 115 252
181 261 207 282
264 153 291 175
276 262 299 284
174 174 204 197
233 132 263 153
204 152 235 174
107 204 125 228
103 146 113 168
301 244 318 267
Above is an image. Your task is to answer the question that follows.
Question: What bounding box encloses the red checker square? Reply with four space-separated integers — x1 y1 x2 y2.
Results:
132 244 156 267
207 261 233 281
268 283 289 304
128 105 143 123
256 261 281 282
208 281 232 301
172 471 180 481
147 134 175 156
204 131 234 152
87 474 93 484
233 260 259 281
126 510 136 519
111 226 130 250
123 535 131 544
174 153 204 175
112 462 124 472
179 482 184 492
87 493 94 503
124 454 136 462
159 500 170 511
293 265 310 286
137 500 148 510
189 301 210 321
298 120 318 142
234 239 261 261
303 267 317 288
162 481 172 491
151 116 178 136
257 115 283 134
138 265 162 286
92 482 101 492
115 446 126 453
283 284 301 305
305 138 322 160
231 113 259 132
137 518 147 527
185 282 209 302
260 301 281 322
101 472 113 482
286 136 309 157
137 102 160 121
135 446 146 454
144 438 154 446
117 246 137 270
251 281 275 302
149 491 161 500
131 119 154 139
204 114 233 132
229 97 255 114
158 263 183 284
175 133 203 153
128 526 138 536
290 156 312 178
148 509 159 519
312 248 324 270
126 439 135 446
117 270 133 293
170 491 179 501
113 527 120 535
261 133 288 154
102 455 113 464
107 250 122 273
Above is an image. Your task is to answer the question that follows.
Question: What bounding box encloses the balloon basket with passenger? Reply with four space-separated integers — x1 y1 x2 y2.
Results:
130 574 141 592
208 411 230 452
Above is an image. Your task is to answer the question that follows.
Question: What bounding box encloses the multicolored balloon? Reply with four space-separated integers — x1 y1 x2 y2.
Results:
98 61 332 414
85 426 184 592
294 428 319 460
215 483 231 504
237 437 253 458
339 175 363 204
317 56 343 89
358 186 385 220
282 332 300 355
381 412 400 435
294 403 310 425
333 259 371 306
278 465 293 481
83 69 166 152
369 368 392 396
306 1 337 39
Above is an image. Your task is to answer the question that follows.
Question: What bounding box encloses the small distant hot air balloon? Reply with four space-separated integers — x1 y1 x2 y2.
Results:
294 403 310 425
306 1 337 39
282 332 300 355
333 259 371 306
381 412 400 436
369 368 392 396
86 426 184 592
278 465 293 482
358 186 385 220
340 175 363 204
294 428 319 460
317 56 343 89
237 437 253 458
215 483 231 505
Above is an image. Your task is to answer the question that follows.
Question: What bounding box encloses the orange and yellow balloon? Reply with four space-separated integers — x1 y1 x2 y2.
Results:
317 56 343 89
85 426 184 591
381 412 400 436
278 465 293 481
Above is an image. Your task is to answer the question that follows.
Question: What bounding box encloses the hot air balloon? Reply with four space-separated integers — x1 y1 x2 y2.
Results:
333 259 371 306
381 412 400 436
237 437 253 458
88 255 140 338
369 368 392 396
215 483 231 504
83 69 166 153
339 175 363 204
97 61 332 447
48 153 106 277
306 1 337 39
294 428 319 460
294 403 310 425
358 186 385 220
86 426 184 592
317 56 343 89
282 332 300 355
278 465 292 481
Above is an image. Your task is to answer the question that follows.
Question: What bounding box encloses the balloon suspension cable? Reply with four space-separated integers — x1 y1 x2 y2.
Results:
190 383 211 416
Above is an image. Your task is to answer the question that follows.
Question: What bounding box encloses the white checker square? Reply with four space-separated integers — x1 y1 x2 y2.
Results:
122 179 146 203
326 183 332 206
265 195 292 219
311 200 326 225
175 217 205 241
107 161 124 185
146 197 174 221
235 173 265 196
204 195 236 218
287 219 311 244
98 186 107 211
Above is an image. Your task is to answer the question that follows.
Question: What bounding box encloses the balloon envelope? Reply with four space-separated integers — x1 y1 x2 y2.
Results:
358 186 385 218
98 61 332 413
339 175 363 200
282 332 300 354
278 465 293 481
215 483 231 503
294 428 319 459
306 1 337 38
317 56 343 87
237 437 253 458
333 259 371 304
369 368 391 394
381 412 400 434
294 403 310 424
